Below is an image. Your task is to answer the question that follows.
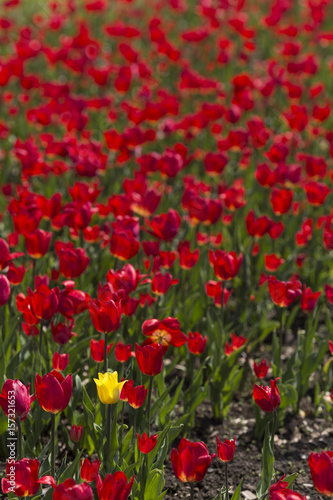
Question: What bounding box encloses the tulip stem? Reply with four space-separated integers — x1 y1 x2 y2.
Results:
118 401 125 465
16 418 23 460
225 462 229 500
51 413 56 477
190 482 194 500
104 335 108 372
147 376 153 437
218 282 225 360
271 410 277 450
278 310 284 376
39 320 43 374
105 404 112 471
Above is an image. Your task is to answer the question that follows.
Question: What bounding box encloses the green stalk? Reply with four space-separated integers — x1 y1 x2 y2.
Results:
225 462 229 500
39 319 43 374
104 335 108 373
146 377 153 437
190 482 194 500
278 310 284 376
271 410 277 450
16 418 23 460
218 282 225 360
105 404 112 470
51 414 56 477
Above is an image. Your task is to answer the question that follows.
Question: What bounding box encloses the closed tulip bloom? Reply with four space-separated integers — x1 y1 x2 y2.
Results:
308 451 333 497
1 459 55 497
188 332 207 355
80 458 101 482
115 341 133 362
55 242 90 279
28 285 59 320
137 432 158 454
24 229 52 258
53 478 93 500
7 263 25 285
171 438 216 483
253 359 270 379
120 380 148 409
96 471 134 500
0 274 10 306
90 339 113 363
151 271 179 295
0 379 35 421
216 436 236 462
89 298 121 333
51 321 77 345
253 378 281 413
135 342 163 376
212 250 242 281
35 370 72 414
52 352 69 371
70 424 84 443
94 372 126 405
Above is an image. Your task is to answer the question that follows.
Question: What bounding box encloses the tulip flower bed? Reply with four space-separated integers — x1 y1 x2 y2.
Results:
1 0 333 498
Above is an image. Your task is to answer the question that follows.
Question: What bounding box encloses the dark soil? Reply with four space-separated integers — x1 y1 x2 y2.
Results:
164 398 332 499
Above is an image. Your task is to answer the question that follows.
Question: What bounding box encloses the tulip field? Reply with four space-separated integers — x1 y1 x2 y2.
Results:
1 0 333 498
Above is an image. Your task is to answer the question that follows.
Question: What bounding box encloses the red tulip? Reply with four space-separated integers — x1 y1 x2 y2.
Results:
149 209 181 241
329 340 333 355
35 370 72 414
142 317 187 352
253 378 281 413
90 339 113 363
269 475 306 499
96 471 134 500
0 274 10 306
216 436 236 462
268 276 301 307
151 271 179 295
0 237 24 270
225 333 247 356
0 379 36 421
52 352 69 371
120 380 147 409
253 359 270 379
115 341 133 362
53 478 93 500
188 332 207 355
110 231 140 261
55 241 90 279
212 250 242 281
1 458 55 497
80 458 101 482
300 285 321 313
7 263 25 285
325 284 333 304
135 342 163 376
89 298 121 333
70 424 84 442
179 241 199 270
28 285 59 320
51 321 77 345
308 451 333 496
24 229 52 258
171 438 216 483
137 432 158 454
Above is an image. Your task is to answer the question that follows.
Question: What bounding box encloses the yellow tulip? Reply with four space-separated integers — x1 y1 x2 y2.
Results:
94 371 126 405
